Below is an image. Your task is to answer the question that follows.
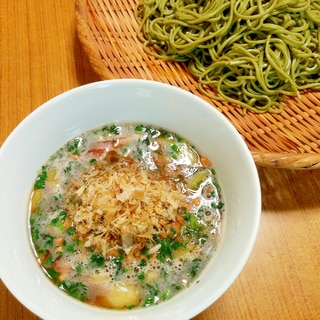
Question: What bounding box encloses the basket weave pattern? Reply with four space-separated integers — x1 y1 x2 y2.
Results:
75 0 320 169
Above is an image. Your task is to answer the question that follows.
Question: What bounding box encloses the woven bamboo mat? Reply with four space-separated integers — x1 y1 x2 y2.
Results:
75 0 320 169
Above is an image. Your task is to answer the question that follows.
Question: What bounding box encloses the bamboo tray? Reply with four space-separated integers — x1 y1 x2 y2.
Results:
75 0 320 169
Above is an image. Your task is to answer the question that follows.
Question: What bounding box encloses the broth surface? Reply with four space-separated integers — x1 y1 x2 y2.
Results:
29 123 224 309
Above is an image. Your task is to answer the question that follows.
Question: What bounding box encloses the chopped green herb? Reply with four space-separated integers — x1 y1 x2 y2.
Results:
211 201 224 210
139 259 147 267
50 217 59 224
154 234 183 263
135 125 159 137
149 128 160 137
212 176 222 193
29 216 36 226
44 254 53 266
54 193 63 201
161 130 173 139
101 124 120 134
47 267 59 279
143 284 160 307
127 305 136 310
170 144 180 154
182 213 207 241
67 137 85 155
189 215 199 230
199 238 207 245
66 226 75 236
172 284 182 291
161 288 172 301
176 135 183 142
135 124 145 132
138 273 145 281
34 167 47 189
35 207 43 216
142 136 151 146
110 250 126 278
59 211 67 220
75 264 83 274
50 211 68 230
65 242 76 253
64 162 73 174
90 253 105 268
31 227 40 241
43 234 55 248
61 281 88 302
188 258 202 278
134 143 144 159
160 267 168 280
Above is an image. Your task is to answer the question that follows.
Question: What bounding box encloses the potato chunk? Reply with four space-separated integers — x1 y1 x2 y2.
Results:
144 269 160 284
31 189 43 213
96 282 142 309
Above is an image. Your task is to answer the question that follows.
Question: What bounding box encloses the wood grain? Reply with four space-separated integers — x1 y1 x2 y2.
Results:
1 1 319 319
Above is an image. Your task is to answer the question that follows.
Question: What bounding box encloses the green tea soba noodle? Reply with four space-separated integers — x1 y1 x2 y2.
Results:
135 0 320 114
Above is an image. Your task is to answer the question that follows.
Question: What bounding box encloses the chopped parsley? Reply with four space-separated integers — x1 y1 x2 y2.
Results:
139 259 147 267
34 167 47 189
66 137 87 155
60 281 88 302
50 211 68 230
110 250 126 278
90 253 105 268
47 267 59 279
188 258 202 278
170 143 180 155
101 124 121 135
43 234 55 248
154 232 183 263
143 284 160 307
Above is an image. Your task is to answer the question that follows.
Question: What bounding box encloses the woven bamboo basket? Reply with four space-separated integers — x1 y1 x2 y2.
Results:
75 0 320 169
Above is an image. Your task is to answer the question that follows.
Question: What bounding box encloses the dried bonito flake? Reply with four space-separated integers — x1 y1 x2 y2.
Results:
69 160 188 257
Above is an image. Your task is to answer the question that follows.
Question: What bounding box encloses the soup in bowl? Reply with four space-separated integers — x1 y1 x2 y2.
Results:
0 79 261 320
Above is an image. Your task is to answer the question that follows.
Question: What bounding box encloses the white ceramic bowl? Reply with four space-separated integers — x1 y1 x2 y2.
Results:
0 79 261 320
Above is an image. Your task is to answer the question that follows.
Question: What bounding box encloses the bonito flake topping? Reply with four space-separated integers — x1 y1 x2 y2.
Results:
68 160 188 257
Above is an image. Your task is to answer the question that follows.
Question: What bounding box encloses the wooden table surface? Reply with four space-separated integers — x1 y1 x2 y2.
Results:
1 1 319 319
